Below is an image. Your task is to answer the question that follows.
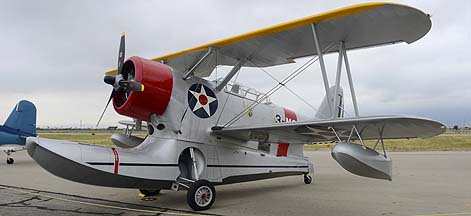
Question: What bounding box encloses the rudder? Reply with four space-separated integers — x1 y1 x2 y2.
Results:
4 100 37 136
315 86 344 119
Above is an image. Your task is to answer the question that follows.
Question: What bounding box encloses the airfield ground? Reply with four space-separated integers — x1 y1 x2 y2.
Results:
1 146 471 216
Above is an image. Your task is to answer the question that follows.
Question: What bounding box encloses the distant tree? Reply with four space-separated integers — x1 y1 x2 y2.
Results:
453 125 459 131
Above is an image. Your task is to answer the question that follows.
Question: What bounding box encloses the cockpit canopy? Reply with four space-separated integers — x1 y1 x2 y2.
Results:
213 78 271 104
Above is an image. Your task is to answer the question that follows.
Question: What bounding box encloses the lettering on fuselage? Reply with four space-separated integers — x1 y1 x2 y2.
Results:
275 108 298 123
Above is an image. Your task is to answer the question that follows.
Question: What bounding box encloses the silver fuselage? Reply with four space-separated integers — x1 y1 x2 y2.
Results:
27 70 313 189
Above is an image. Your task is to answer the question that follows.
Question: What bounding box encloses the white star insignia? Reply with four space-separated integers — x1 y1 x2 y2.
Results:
189 85 216 116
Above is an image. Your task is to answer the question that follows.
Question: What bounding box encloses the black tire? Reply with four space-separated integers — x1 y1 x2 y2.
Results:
187 180 216 211
304 174 312 184
139 189 160 197
6 158 14 164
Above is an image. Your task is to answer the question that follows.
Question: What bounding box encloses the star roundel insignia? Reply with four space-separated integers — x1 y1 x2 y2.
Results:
188 83 218 118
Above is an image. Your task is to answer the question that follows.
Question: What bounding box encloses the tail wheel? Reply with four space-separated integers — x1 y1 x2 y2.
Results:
187 180 216 211
139 189 160 197
304 174 312 184
6 158 14 164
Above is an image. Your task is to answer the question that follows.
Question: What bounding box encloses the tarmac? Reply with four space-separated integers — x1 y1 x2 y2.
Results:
1 150 470 216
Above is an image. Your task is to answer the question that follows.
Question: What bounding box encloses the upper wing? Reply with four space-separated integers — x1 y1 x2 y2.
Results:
106 3 431 77
211 115 445 144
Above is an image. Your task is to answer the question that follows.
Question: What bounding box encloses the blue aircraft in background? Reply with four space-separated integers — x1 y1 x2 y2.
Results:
0 100 37 164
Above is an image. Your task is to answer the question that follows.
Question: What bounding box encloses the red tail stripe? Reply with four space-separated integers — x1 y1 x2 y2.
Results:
283 108 298 122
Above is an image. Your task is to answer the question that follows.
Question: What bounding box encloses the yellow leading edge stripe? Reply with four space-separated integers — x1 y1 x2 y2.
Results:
105 2 404 75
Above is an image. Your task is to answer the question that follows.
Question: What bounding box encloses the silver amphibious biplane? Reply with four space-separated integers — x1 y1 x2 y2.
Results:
27 3 445 211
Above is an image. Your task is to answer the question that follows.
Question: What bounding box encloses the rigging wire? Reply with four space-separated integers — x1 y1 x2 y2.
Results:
254 62 319 113
222 58 317 127
216 65 241 125
222 41 336 128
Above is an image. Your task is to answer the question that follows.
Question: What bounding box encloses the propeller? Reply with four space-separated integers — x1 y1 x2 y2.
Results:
96 33 144 128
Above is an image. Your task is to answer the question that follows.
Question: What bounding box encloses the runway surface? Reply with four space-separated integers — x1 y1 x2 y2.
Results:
1 151 470 216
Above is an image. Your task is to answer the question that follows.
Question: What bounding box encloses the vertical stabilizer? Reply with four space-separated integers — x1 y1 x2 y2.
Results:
4 100 37 135
315 86 344 119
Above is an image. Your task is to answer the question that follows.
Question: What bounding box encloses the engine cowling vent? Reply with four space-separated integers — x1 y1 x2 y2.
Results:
113 56 173 121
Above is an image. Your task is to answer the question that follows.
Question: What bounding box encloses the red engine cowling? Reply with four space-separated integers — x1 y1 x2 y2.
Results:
113 56 173 121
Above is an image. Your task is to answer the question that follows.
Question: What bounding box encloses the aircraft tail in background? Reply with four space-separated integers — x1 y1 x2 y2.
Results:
2 100 37 137
315 86 344 120
0 100 37 164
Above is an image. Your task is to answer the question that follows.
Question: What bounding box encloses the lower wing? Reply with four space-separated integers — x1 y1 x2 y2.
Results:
212 115 446 144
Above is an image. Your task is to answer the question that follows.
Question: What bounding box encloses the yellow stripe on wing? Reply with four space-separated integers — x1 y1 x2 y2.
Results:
105 2 410 75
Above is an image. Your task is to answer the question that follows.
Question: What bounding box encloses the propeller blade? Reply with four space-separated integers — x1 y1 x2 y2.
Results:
117 32 125 75
119 80 144 92
96 33 127 128
96 90 116 128
104 75 116 86
128 81 145 92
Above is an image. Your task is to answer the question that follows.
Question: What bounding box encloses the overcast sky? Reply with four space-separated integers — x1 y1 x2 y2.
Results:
0 0 470 128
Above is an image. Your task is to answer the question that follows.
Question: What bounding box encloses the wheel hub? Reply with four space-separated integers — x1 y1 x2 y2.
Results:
195 186 212 207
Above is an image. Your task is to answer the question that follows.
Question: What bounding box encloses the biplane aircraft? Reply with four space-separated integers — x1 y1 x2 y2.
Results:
0 100 37 164
26 3 445 211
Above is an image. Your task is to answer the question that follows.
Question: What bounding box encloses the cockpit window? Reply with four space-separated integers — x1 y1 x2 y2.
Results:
213 78 271 103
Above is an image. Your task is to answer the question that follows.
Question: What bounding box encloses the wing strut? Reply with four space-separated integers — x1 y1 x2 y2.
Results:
311 24 333 118
183 47 215 79
343 43 360 117
220 42 336 127
215 59 246 91
333 41 344 119
311 23 360 119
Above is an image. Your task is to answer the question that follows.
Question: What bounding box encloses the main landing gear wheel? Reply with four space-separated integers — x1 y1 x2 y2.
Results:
304 174 312 184
6 158 14 164
139 189 161 197
187 180 216 211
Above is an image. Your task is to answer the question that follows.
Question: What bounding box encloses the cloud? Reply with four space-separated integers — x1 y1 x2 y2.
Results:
0 0 470 127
